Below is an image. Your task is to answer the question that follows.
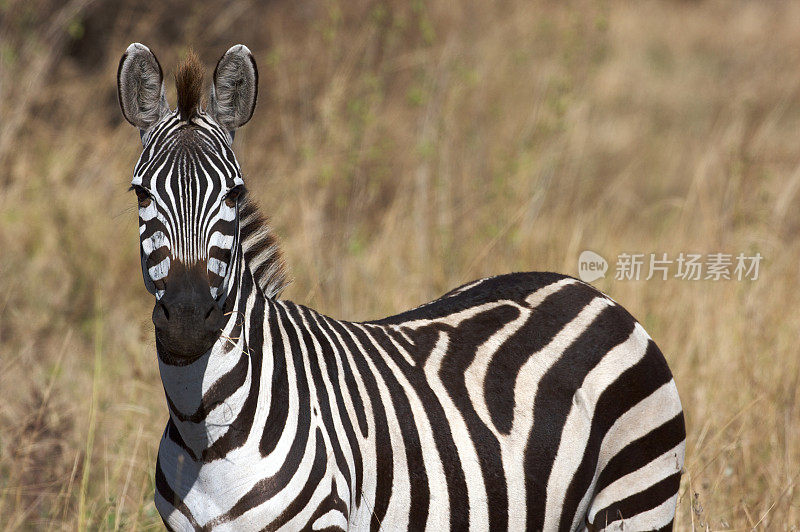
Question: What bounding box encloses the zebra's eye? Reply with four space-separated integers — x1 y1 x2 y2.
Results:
132 185 152 208
224 185 243 208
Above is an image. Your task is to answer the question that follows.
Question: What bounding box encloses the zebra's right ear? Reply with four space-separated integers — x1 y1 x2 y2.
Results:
117 43 169 132
209 44 258 134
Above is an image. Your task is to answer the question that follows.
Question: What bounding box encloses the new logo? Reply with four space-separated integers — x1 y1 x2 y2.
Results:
578 250 608 283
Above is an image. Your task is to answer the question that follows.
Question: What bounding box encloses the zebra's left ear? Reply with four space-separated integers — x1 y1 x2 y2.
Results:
209 44 258 134
117 43 169 133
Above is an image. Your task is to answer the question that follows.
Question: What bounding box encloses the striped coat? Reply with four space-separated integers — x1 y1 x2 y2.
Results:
155 235 685 530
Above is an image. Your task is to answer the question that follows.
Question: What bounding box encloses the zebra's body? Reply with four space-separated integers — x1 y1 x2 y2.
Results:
117 44 685 531
157 264 684 531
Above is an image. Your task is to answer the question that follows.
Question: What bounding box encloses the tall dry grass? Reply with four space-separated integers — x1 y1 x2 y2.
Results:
0 0 798 528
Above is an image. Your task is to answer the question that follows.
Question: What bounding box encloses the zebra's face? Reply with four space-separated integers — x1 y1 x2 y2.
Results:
118 43 258 360
132 114 244 301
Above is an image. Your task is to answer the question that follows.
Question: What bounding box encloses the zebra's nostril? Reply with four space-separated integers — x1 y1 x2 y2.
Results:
204 306 214 320
161 303 170 321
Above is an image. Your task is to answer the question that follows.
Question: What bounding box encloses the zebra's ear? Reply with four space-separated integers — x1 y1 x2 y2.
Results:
209 44 258 133
117 43 169 131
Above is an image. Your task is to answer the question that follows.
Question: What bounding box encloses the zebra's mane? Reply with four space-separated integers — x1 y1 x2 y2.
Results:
175 49 203 121
239 195 289 299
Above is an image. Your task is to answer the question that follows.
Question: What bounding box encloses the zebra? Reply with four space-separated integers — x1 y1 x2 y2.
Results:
117 43 686 531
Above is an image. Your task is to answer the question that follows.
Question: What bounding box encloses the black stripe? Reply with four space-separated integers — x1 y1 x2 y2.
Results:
139 215 168 242
193 150 211 227
401 323 441 367
208 269 225 290
361 324 431 530
259 301 290 456
263 428 328 532
313 317 366 506
328 319 393 531
559 341 679 529
485 283 598 434
288 305 353 494
589 471 681 529
188 153 197 259
146 244 170 269
164 417 198 462
208 244 232 263
525 302 636 531
137 116 179 170
318 315 369 438
155 452 200 528
305 310 364 507
307 477 349 530
163 351 249 423
441 306 516 531
593 413 685 501
195 148 229 191
201 271 262 461
211 301 312 524
383 327 415 354
369 272 571 325
208 216 237 241
152 150 179 233
363 321 471 532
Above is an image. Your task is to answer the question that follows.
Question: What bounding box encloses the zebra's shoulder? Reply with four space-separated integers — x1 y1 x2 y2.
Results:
369 271 609 325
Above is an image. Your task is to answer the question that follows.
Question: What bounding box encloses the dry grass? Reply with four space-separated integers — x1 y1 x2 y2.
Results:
1 0 799 529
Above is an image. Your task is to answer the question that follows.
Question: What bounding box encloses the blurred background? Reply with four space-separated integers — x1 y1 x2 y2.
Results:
1 0 799 529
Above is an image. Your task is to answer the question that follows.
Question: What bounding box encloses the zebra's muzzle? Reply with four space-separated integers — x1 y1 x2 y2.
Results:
152 261 225 362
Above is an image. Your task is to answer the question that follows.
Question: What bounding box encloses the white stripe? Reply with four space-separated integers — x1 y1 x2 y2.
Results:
312 509 349 530
241 226 273 253
354 324 451 530
597 492 679 531
256 305 301 476
366 323 416 367
601 379 683 469
142 230 169 255
155 488 197 531
320 319 378 525
394 326 414 345
463 304 529 529
445 277 486 296
502 296 609 529
524 277 577 307
301 312 358 512
208 257 227 277
139 201 159 221
249 244 279 272
571 379 684 529
401 300 508 330
209 231 234 250
218 202 237 222
224 427 320 529
148 257 170 281
425 331 487 532
588 441 685 523
544 323 650 530
338 324 411 530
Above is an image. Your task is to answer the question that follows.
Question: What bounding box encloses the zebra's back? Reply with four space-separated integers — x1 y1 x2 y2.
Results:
306 272 685 530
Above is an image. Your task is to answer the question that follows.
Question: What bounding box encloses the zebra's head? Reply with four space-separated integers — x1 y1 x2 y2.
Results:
117 43 258 361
